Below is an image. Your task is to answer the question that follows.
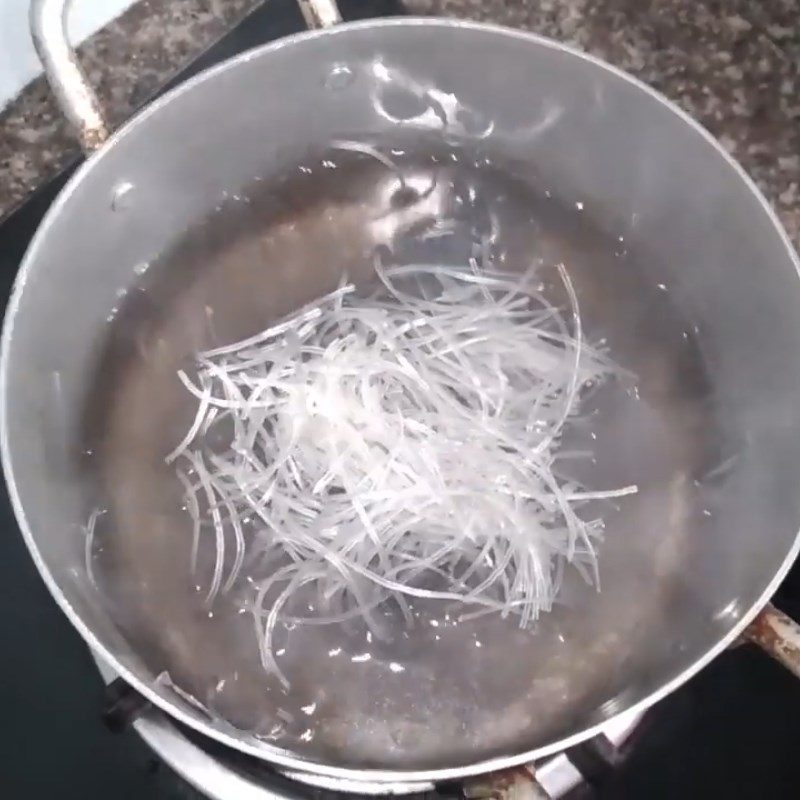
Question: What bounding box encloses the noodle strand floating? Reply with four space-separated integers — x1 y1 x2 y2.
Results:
168 262 636 684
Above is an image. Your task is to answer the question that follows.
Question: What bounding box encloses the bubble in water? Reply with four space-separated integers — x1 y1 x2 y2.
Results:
111 181 134 211
324 64 354 90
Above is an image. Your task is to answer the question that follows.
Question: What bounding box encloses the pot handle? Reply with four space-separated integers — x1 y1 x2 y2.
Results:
29 0 109 153
298 0 342 28
29 0 342 154
744 601 800 679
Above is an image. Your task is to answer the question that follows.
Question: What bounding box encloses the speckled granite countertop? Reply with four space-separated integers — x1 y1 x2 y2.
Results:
0 0 261 221
1 0 798 249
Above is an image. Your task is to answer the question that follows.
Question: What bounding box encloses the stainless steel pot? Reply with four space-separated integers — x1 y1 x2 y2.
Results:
4 0 800 791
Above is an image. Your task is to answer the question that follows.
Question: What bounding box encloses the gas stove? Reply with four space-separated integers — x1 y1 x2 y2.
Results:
3 2 800 798
92 650 651 799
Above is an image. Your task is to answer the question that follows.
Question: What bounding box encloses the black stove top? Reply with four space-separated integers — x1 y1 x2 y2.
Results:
2 2 800 798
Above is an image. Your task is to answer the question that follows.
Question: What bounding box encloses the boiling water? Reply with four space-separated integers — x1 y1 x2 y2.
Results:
81 138 718 768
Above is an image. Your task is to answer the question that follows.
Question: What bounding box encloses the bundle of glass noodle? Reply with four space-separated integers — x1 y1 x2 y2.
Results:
168 260 637 685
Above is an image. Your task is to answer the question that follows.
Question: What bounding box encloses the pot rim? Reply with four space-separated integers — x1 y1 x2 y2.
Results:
3 15 799 784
